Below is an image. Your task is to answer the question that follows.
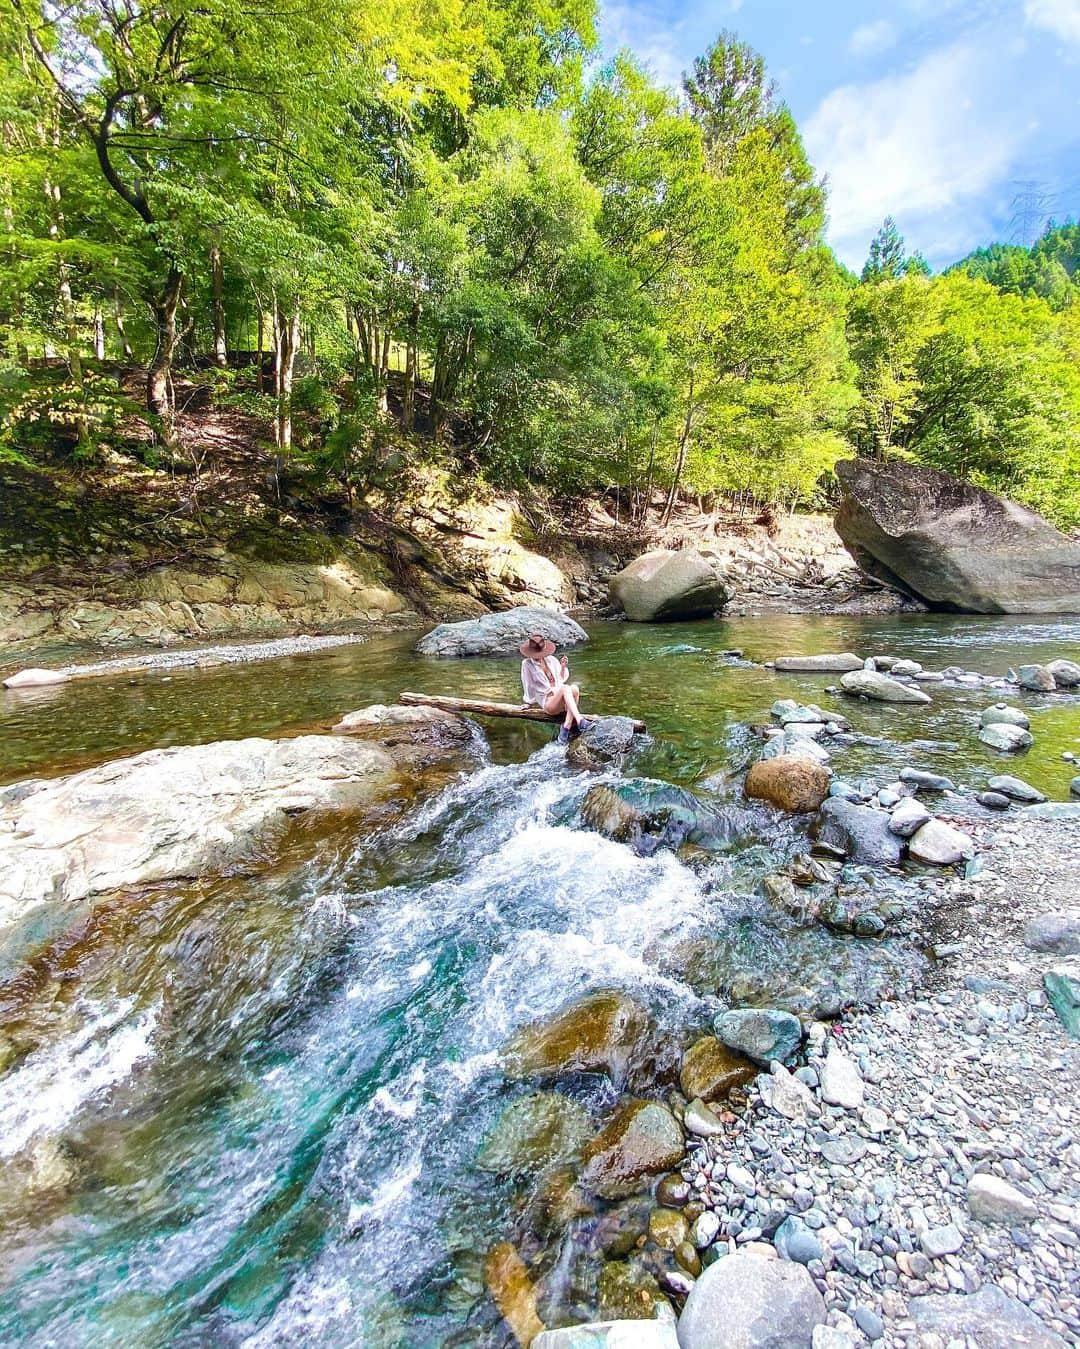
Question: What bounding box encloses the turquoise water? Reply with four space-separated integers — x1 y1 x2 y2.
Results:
0 614 1078 1346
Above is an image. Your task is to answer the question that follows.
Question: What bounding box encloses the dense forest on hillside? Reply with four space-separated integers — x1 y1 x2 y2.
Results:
1 0 1078 528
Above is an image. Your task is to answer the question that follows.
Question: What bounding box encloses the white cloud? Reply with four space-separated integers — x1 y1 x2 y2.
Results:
849 20 897 57
805 38 1028 267
1024 0 1080 43
599 0 686 89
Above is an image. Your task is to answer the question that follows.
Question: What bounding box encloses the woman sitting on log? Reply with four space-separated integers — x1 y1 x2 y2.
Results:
519 634 593 745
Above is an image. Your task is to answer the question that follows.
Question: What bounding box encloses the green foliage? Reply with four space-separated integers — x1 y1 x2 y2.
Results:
952 222 1080 311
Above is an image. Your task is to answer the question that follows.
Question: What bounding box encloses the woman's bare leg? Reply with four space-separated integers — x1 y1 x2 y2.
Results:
546 684 582 729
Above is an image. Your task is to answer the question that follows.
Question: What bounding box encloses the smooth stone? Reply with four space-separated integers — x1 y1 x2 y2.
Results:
899 767 955 792
1017 663 1057 692
908 818 974 865
683 1099 725 1138
967 1173 1038 1224
680 1037 755 1103
986 775 1046 803
657 1175 691 1208
853 1306 885 1341
676 1250 826 1349
416 605 587 657
1024 912 1080 955
713 1008 803 1067
920 1223 964 1258
650 1207 691 1251
773 653 863 673
979 723 1034 752
891 658 923 676
745 756 831 813
773 1215 823 1265
817 798 903 865
819 1047 864 1109
1047 658 1080 687
888 796 931 838
980 704 1030 730
910 1284 1067 1348
580 1101 685 1199
2 667 71 688
976 790 1011 810
503 990 650 1087
840 669 932 704
812 1329 856 1349
691 1210 721 1250
477 1092 591 1175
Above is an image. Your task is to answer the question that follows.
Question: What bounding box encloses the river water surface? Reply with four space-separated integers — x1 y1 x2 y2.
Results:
1 615 1078 1346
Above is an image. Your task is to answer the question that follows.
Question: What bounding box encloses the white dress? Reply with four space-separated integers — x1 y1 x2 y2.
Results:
521 655 563 706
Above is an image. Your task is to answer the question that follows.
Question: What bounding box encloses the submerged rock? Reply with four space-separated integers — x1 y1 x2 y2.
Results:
579 1101 684 1199
503 990 650 1087
833 456 1080 614
816 798 903 865
609 550 728 623
745 755 831 814
713 1008 802 1067
840 669 932 704
477 1093 591 1176
772 653 862 673
909 1284 1067 1348
679 1037 755 1103
416 605 586 657
581 780 748 855
677 1250 827 1349
484 1242 545 1347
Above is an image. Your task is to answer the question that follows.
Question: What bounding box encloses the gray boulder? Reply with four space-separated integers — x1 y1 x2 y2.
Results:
987 774 1046 803
979 723 1034 752
1047 658 1080 687
773 653 862 673
677 1251 826 1349
1023 911 1080 955
566 716 638 771
834 457 1080 614
909 1285 1066 1347
980 704 1030 729
1017 663 1057 692
610 550 728 622
908 818 974 865
817 798 904 865
714 1008 802 1066
415 606 586 657
536 1323 679 1349
840 669 931 704
887 797 931 838
977 791 1012 810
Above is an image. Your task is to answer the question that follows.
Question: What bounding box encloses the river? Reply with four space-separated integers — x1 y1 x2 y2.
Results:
0 614 1078 1346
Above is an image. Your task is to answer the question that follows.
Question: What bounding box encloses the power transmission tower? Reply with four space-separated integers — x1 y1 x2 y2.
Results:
1008 181 1056 246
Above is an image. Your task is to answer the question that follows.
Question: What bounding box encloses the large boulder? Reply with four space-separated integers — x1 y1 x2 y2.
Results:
416 605 587 657
772 653 863 673
679 1037 756 1102
713 1008 802 1067
609 551 728 623
816 798 904 865
834 457 1080 614
0 711 474 932
566 716 638 771
909 1285 1066 1348
579 1100 684 1198
580 780 749 855
503 990 651 1087
745 756 831 813
840 669 932 704
677 1250 827 1349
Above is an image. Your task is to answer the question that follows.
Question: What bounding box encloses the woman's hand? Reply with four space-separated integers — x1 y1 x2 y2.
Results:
559 655 569 674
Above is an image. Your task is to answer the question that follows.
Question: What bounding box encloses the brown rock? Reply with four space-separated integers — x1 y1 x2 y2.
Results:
679 1036 756 1103
580 1100 685 1199
484 1242 545 1346
745 755 831 813
503 990 650 1087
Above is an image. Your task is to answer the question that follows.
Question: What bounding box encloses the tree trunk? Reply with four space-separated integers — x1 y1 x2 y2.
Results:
398 691 645 732
45 166 89 450
662 375 695 527
93 305 105 359
402 299 419 431
256 308 265 392
274 295 300 451
210 243 227 367
113 287 133 359
147 267 183 442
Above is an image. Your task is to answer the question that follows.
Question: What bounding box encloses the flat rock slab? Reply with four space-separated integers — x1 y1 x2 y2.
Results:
910 1285 1067 1347
415 606 586 657
773 653 863 673
840 670 932 704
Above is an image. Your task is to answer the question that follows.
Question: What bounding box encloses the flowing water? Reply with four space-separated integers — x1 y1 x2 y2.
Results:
1 615 1079 1346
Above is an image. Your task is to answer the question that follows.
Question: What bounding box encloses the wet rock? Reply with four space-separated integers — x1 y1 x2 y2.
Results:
581 780 745 855
891 658 922 676
908 818 974 865
745 756 831 814
986 774 1046 803
477 1093 591 1175
976 790 1011 810
504 991 650 1088
887 796 931 837
910 1284 1067 1347
1072 775 1080 798
416 606 586 657
1024 911 1080 955
534 1321 678 1348
2 667 71 689
609 550 728 623
691 1211 720 1249
980 703 1030 730
566 717 638 771
817 890 903 937
899 767 955 792
649 1208 690 1251
683 1100 725 1137
484 1241 545 1347
677 1250 827 1349
679 1037 755 1103
1017 663 1057 692
580 1101 685 1199
819 1047 864 1109
1044 971 1080 1038
597 1260 669 1322
816 798 903 865
772 653 863 673
713 1008 802 1066
833 456 1080 614
1047 658 1080 687
333 703 475 757
839 669 932 704
967 1173 1038 1224
979 722 1034 752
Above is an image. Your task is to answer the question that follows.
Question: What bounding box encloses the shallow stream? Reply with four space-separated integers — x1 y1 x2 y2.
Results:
1 615 1078 1346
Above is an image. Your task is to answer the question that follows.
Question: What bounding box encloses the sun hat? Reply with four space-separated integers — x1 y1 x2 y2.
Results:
519 633 556 658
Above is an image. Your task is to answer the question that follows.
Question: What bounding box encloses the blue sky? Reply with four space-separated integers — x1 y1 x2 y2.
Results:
597 0 1080 271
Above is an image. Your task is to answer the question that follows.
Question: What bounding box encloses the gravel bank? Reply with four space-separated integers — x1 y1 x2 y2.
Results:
678 811 1080 1348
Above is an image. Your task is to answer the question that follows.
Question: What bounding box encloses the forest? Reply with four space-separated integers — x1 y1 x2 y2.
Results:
1 0 1078 527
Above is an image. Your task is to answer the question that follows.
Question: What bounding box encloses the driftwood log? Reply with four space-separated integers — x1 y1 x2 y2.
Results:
398 691 646 733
